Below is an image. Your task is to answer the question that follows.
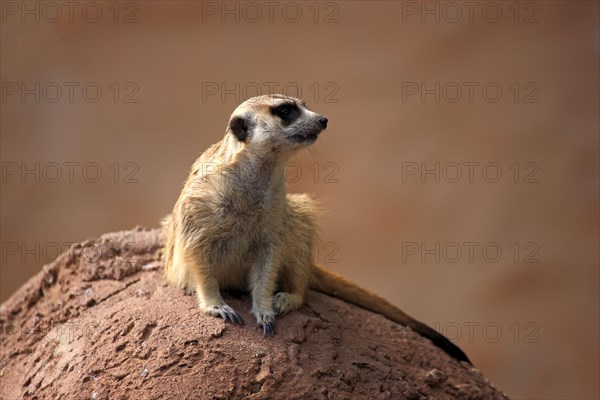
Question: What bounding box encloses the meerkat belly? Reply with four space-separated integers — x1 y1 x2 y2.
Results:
203 234 250 289
206 210 281 291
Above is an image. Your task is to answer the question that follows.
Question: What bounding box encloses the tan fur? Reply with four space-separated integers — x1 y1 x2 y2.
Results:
162 95 471 363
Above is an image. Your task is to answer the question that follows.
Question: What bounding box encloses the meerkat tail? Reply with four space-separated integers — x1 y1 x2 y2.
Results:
309 263 472 365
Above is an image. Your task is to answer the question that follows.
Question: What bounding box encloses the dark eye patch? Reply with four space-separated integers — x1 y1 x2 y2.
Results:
270 102 301 125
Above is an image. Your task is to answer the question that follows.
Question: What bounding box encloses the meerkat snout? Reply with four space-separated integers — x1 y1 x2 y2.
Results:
269 99 327 144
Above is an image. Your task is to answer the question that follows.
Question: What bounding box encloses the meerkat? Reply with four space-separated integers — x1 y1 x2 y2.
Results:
162 94 471 364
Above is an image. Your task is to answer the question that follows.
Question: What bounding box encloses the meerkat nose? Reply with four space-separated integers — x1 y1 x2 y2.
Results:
318 116 328 129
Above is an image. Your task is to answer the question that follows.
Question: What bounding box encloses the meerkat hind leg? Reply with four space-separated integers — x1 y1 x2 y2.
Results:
273 264 308 315
273 292 304 315
185 251 244 325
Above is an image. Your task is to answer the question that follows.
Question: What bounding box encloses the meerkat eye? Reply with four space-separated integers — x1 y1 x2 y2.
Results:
271 103 300 123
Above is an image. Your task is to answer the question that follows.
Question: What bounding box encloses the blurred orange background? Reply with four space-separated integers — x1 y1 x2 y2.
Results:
1 1 598 398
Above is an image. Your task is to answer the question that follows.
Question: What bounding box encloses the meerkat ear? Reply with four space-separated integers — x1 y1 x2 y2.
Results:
229 116 249 142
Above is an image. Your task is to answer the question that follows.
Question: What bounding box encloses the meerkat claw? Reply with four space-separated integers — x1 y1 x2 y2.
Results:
210 305 244 325
254 310 276 335
262 321 275 336
233 312 245 325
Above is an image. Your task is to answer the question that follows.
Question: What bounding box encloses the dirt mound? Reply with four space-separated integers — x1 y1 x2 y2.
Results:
0 227 507 399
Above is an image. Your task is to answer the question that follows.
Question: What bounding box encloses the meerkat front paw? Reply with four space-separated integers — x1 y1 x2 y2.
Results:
205 304 244 325
252 309 276 335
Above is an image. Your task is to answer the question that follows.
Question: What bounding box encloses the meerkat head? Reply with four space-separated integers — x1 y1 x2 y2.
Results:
226 94 328 154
